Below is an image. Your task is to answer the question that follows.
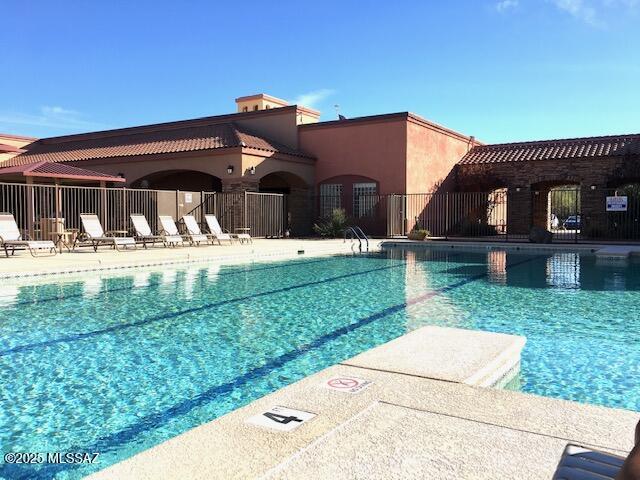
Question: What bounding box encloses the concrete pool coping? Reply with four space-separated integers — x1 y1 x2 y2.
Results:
0 238 371 279
87 326 639 480
381 238 640 258
4 237 637 280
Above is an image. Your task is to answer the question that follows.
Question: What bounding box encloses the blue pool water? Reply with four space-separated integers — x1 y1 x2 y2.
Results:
1 248 640 479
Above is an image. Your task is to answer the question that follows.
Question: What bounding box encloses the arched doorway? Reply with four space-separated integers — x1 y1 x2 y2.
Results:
531 181 580 239
258 171 308 194
259 172 311 235
131 170 222 192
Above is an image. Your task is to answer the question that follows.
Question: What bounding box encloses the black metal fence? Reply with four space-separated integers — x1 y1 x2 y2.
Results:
3 181 639 243
309 186 640 242
0 183 286 240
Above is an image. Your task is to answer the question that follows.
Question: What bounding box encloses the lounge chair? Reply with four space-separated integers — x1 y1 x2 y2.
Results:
130 214 183 248
78 214 136 252
182 215 214 245
553 444 625 479
159 215 206 246
204 214 235 245
0 212 57 257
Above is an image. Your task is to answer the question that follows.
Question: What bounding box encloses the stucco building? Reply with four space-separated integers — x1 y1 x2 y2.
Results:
1 93 638 238
0 94 478 234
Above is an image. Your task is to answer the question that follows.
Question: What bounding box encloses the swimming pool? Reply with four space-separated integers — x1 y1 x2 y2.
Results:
1 248 639 479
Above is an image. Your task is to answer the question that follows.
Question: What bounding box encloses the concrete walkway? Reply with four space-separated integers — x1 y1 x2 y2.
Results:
87 326 638 480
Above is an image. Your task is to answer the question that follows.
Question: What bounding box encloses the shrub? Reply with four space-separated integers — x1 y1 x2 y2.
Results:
447 219 498 237
313 208 349 238
408 229 430 241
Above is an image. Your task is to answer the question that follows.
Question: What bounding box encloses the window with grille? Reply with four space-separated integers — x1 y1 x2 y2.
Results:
353 182 377 217
319 184 343 217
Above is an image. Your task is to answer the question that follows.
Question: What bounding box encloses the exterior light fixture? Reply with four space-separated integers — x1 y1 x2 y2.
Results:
515 186 522 192
590 184 597 190
249 166 256 175
227 165 234 175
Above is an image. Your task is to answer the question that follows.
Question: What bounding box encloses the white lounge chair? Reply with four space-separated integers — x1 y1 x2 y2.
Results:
131 214 183 248
0 212 57 257
159 215 206 246
553 444 624 479
78 214 136 252
182 215 213 245
204 215 235 245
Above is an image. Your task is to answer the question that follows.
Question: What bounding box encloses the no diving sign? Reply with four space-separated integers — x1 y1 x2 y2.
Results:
323 375 373 394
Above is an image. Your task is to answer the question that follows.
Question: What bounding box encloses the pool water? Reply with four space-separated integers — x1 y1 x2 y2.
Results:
1 248 639 479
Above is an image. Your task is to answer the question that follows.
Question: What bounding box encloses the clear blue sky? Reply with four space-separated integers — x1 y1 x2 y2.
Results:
1 0 638 143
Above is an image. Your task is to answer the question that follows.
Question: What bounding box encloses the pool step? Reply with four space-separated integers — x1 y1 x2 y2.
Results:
594 245 640 261
340 326 526 388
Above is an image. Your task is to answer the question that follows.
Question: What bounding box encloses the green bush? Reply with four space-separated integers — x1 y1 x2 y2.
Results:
447 219 498 237
408 229 430 240
313 208 349 238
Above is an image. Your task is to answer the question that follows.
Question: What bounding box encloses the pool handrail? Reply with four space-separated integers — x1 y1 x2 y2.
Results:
344 226 369 252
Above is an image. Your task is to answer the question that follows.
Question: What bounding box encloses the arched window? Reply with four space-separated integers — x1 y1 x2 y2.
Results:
242 106 248 112
253 105 259 111
265 104 271 109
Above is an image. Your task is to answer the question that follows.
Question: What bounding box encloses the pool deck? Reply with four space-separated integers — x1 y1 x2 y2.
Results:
5 237 640 280
87 326 639 480
0 238 366 279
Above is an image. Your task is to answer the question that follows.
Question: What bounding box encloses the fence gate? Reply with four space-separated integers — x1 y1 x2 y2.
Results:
387 194 406 237
245 192 285 237
540 187 581 242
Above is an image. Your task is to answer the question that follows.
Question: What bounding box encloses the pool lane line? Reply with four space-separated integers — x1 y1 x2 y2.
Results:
0 252 468 356
0 254 543 480
0 253 392 308
0 261 416 358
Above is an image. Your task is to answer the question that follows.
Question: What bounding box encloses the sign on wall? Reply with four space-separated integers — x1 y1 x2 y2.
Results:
184 193 193 204
606 196 628 212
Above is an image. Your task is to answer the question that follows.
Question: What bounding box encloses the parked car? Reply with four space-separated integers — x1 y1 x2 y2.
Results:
563 215 581 230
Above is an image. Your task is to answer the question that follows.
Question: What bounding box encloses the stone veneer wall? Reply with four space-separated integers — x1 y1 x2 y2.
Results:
456 155 640 235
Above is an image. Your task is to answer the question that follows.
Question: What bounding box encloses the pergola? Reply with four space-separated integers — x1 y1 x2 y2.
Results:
0 161 126 186
0 161 126 240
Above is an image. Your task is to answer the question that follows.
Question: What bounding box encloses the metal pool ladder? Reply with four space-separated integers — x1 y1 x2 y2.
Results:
344 226 369 252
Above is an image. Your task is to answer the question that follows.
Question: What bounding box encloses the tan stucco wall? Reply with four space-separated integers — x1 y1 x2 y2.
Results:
405 119 475 194
299 118 408 195
73 151 243 188
242 151 315 187
235 108 300 149
236 94 289 112
69 148 315 190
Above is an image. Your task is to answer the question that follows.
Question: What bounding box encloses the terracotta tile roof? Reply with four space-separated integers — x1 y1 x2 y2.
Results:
0 143 25 154
0 161 126 182
459 133 640 165
6 122 309 166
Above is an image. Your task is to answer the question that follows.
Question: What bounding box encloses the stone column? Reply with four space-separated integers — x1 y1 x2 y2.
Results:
507 189 531 236
220 179 259 231
581 187 605 239
287 186 312 236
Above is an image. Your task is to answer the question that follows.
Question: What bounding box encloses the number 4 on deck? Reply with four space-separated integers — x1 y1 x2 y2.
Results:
246 406 317 432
